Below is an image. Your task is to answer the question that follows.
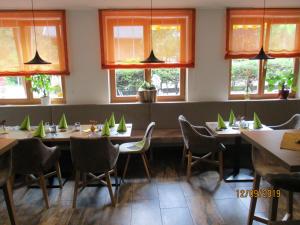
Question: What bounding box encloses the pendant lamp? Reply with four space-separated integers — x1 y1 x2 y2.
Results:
140 0 164 63
24 0 51 65
250 0 274 60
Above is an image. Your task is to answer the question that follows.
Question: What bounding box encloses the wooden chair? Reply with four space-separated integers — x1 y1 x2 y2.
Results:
119 122 155 181
270 114 300 130
178 115 225 180
12 138 62 209
247 146 300 225
0 150 18 225
70 137 119 208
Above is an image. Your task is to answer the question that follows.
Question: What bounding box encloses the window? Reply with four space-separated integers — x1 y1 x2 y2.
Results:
110 68 185 102
229 58 299 99
0 75 65 104
100 9 193 102
226 9 300 99
0 10 69 104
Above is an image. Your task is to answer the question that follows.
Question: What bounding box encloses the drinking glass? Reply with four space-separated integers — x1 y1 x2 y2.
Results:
74 122 81 131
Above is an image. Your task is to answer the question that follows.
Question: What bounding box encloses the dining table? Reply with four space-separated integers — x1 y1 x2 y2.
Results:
0 124 133 142
0 138 18 225
206 121 272 182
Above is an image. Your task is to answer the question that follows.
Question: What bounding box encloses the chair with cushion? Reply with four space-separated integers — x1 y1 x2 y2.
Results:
247 147 300 225
119 122 155 181
70 137 119 208
12 138 62 209
178 115 225 180
0 149 18 225
270 114 300 130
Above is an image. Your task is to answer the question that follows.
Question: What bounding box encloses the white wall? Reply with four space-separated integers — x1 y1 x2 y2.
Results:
63 9 251 104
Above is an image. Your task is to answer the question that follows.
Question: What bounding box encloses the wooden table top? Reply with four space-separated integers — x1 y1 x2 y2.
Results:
0 124 132 142
0 138 17 155
206 121 272 138
241 129 300 172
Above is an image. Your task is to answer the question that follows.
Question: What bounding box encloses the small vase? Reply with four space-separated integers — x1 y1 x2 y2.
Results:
40 96 51 105
278 89 289 99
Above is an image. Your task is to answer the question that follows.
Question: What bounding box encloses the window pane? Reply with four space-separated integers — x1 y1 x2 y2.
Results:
32 75 64 99
231 59 259 95
115 69 144 97
264 58 295 94
0 76 26 99
269 24 296 52
151 68 181 96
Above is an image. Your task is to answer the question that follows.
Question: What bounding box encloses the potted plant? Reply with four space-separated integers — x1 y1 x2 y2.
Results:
137 81 157 103
278 82 290 99
27 74 53 105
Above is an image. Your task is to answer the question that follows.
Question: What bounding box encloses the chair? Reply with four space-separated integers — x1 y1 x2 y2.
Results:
119 122 155 181
247 146 300 225
0 150 18 225
12 138 62 209
178 115 225 180
270 114 300 130
70 137 119 208
269 221 300 225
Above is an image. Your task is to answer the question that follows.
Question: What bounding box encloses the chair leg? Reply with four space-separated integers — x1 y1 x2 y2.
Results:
269 189 279 222
287 191 293 220
72 170 80 209
38 173 50 209
218 151 224 181
122 155 131 180
187 151 192 179
141 153 151 181
105 172 116 207
114 166 119 187
55 162 63 189
3 178 19 225
247 173 261 225
181 145 187 166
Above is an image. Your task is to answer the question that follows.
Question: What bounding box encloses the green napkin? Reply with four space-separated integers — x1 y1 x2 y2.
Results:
58 113 68 129
117 115 127 133
108 113 116 128
253 112 263 129
228 110 236 126
20 115 31 131
101 120 110 136
33 121 46 138
217 114 227 130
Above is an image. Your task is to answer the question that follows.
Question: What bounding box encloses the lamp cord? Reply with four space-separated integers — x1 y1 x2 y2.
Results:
262 0 266 48
150 0 153 50
30 0 38 52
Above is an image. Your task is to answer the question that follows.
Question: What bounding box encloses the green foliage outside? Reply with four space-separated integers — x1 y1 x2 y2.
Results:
27 74 56 97
152 69 180 95
116 69 144 96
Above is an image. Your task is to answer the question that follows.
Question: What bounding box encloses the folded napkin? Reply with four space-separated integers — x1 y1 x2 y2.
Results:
108 113 116 128
20 115 31 131
33 121 46 138
58 113 68 129
117 115 127 133
228 110 236 127
217 114 227 130
280 132 300 151
101 120 110 136
253 112 263 129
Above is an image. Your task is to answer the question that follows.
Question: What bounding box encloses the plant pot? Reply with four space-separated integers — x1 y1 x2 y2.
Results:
278 89 289 99
40 96 51 105
138 90 157 103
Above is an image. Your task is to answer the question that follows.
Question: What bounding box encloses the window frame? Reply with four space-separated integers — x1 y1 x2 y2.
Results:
228 58 299 100
109 68 186 103
0 75 66 105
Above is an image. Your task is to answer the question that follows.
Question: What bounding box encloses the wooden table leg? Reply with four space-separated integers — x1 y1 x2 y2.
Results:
3 179 19 225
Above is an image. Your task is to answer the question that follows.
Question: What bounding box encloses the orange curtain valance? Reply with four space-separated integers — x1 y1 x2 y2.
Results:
225 8 300 59
99 9 195 69
0 10 69 76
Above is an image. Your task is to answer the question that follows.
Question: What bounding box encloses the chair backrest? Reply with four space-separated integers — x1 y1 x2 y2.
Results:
70 137 119 173
12 138 49 174
271 114 300 130
0 150 12 186
141 122 155 151
178 115 218 154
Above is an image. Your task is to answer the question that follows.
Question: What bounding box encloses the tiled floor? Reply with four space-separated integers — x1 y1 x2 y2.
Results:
0 155 299 225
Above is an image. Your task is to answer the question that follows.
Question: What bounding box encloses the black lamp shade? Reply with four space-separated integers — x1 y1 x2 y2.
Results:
24 51 51 65
250 47 274 60
140 50 164 63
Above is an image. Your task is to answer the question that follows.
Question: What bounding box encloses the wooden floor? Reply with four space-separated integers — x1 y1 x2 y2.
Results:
0 154 300 225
